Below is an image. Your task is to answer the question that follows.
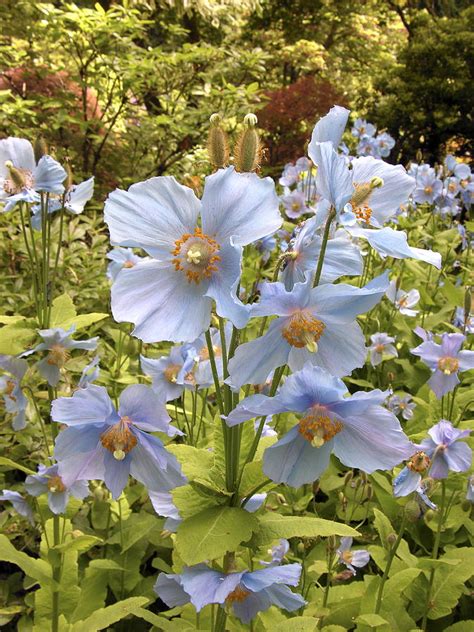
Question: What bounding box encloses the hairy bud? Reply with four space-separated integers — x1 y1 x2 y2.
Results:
234 114 262 173
4 161 26 189
34 136 48 163
404 500 421 522
327 535 337 552
207 113 229 170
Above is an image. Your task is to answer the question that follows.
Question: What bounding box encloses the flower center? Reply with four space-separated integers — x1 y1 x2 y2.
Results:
172 227 221 284
5 379 16 400
123 260 135 269
407 451 431 473
164 364 181 383
437 356 459 375
47 475 66 493
374 343 385 353
226 585 251 604
350 178 383 224
100 416 138 461
341 550 353 564
448 182 457 192
291 201 301 211
199 344 221 361
298 405 343 447
282 310 325 352
47 344 70 367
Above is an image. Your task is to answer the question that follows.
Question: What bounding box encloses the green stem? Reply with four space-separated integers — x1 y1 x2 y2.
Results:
318 549 336 629
421 481 446 630
24 386 51 457
374 510 407 614
313 209 336 288
213 606 227 632
51 515 61 632
48 204 66 323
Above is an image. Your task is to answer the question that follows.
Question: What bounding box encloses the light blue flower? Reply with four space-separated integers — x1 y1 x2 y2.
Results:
453 306 474 334
280 218 362 291
0 137 66 212
0 490 34 524
0 355 28 430
411 333 474 398
22 326 98 387
149 491 182 532
337 537 370 575
375 132 395 158
105 167 281 343
393 450 431 497
387 394 416 420
413 172 443 204
386 281 420 317
51 384 185 498
154 562 305 624
352 119 376 139
106 247 145 281
141 344 196 402
227 272 389 389
226 365 413 487
368 333 398 367
419 420 471 479
25 463 89 514
31 176 94 229
261 539 289 566
281 190 308 219
182 322 233 388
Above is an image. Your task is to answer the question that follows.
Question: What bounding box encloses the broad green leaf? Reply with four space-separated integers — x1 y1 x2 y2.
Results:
0 315 25 325
107 512 158 552
444 622 474 632
135 608 194 630
0 324 36 354
426 548 474 620
0 457 36 475
71 560 124 623
60 312 108 330
71 596 148 631
254 513 359 544
372 508 395 549
273 616 318 631
167 444 214 481
355 613 390 630
50 293 76 327
0 535 55 588
175 506 258 565
53 534 103 554
172 483 227 520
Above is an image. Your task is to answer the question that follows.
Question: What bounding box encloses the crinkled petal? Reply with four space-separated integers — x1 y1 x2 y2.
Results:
201 167 281 246
428 370 459 398
52 385 118 426
154 573 190 608
48 491 69 515
309 142 353 212
242 564 302 591
111 260 212 343
309 105 350 150
232 591 271 624
37 358 61 387
393 467 421 497
179 565 244 610
105 176 201 258
129 431 185 493
118 384 177 435
251 279 310 318
444 442 472 473
103 450 132 499
0 137 35 175
260 584 306 612
34 156 66 194
66 177 94 214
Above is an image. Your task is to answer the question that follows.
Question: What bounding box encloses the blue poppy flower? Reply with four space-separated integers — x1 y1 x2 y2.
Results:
106 247 145 281
0 490 34 524
413 173 443 204
227 272 389 389
31 176 94 229
154 562 305 624
368 332 398 367
0 355 28 430
25 463 89 514
393 450 431 497
411 333 474 398
141 343 196 401
419 420 471 479
226 365 414 486
0 137 66 212
105 167 281 343
51 384 185 498
387 394 416 420
280 218 362 291
352 119 376 140
22 326 98 386
281 190 308 219
337 537 370 575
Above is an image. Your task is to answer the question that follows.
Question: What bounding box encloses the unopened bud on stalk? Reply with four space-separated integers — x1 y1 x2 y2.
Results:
464 287 472 325
404 500 421 522
344 471 353 486
5 161 26 189
34 136 48 163
234 113 262 173
386 532 397 546
296 542 305 554
327 535 337 552
65 163 73 190
366 484 373 500
424 509 435 523
207 113 229 170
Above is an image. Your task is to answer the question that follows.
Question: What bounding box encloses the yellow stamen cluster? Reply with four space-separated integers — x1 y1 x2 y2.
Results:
424 185 433 195
199 344 221 361
437 356 459 375
47 475 66 493
298 406 343 447
172 227 221 284
407 451 431 473
164 364 181 383
350 178 383 225
374 343 385 354
47 344 70 367
123 260 135 269
226 585 251 604
282 310 325 352
341 550 353 564
100 416 137 461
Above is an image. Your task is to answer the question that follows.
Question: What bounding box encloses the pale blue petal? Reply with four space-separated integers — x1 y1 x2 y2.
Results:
57 446 106 488
201 167 281 246
51 385 118 426
251 279 310 318
105 176 201 258
232 591 271 623
310 142 353 212
393 467 421 497
111 260 212 343
118 384 177 435
66 177 94 214
443 442 472 473
428 370 459 398
309 105 350 149
33 155 66 194
225 394 287 427
37 358 61 387
242 563 302 591
129 431 185 492
48 491 68 514
180 565 243 610
277 365 347 410
226 321 290 389
140 355 184 401
262 584 306 611
154 574 190 607
103 450 131 499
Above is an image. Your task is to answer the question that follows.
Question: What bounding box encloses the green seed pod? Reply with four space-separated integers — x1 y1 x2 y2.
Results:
207 113 229 170
424 509 435 523
34 136 48 163
234 113 262 173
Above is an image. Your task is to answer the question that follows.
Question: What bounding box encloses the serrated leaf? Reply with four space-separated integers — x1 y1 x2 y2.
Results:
372 508 394 550
273 616 318 631
60 312 108 330
167 444 214 481
50 293 76 327
107 512 158 552
0 535 55 588
355 613 390 629
53 534 103 554
0 457 37 475
175 506 258 564
71 596 148 631
255 513 359 544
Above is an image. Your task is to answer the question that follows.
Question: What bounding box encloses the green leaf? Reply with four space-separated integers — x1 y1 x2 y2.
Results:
0 457 37 476
444 622 474 632
107 512 158 552
172 483 227 520
372 508 395 549
0 535 55 588
426 547 474 620
71 560 124 623
254 513 359 544
175 506 258 565
71 597 148 631
60 312 108 330
50 293 76 327
135 608 194 630
273 616 318 631
167 444 214 481
355 613 390 629
53 534 103 554
0 323 36 354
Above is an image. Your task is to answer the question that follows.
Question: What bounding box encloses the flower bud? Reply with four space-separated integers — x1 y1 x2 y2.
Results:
5 161 26 189
344 470 353 486
296 542 305 554
327 535 337 552
207 113 229 170
34 136 48 163
234 114 262 173
404 500 421 522
65 163 73 190
424 509 435 523
464 287 472 326
386 532 397 546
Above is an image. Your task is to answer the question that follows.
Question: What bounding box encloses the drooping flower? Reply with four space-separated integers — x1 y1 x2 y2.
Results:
105 167 281 343
226 365 413 487
368 333 398 367
141 345 196 402
106 247 144 281
25 464 89 514
51 384 185 498
411 333 474 398
227 273 389 389
0 355 28 430
281 190 308 219
393 450 432 497
386 280 420 317
280 218 362 291
419 420 471 479
453 306 474 334
387 394 416 421
31 176 94 229
262 539 290 565
78 356 100 389
336 537 370 575
154 562 305 624
182 322 233 388
22 326 98 387
0 137 66 212
0 490 34 524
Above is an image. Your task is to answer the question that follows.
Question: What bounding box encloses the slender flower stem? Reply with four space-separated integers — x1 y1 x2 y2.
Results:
205 330 224 415
24 386 51 458
318 547 336 629
213 606 227 632
374 510 407 614
421 481 446 630
313 208 336 288
47 204 66 324
51 515 61 632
